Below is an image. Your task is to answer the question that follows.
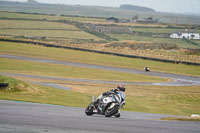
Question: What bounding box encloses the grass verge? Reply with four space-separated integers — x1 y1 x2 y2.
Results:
161 117 200 122
0 75 92 107
1 75 200 116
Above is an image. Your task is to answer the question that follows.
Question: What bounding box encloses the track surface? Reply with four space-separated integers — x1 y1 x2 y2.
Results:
0 100 200 133
0 54 200 86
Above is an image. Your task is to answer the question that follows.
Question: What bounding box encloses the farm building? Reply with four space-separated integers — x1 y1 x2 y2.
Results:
132 16 159 24
170 32 200 40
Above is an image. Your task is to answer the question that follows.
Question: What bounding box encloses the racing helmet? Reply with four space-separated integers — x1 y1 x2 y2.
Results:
117 84 125 92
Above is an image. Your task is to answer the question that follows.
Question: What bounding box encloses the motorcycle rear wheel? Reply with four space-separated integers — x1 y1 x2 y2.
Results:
105 104 119 117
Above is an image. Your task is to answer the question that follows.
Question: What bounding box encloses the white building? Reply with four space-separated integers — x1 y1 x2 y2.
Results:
170 32 200 40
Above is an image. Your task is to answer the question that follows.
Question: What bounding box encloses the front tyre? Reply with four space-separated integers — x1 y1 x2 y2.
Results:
115 111 121 118
85 104 94 116
105 103 119 117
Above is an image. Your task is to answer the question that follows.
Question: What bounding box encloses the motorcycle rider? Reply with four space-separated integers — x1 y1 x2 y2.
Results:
144 66 150 72
93 84 126 108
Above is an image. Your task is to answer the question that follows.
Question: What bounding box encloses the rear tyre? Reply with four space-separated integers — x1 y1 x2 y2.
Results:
105 104 119 117
85 104 94 116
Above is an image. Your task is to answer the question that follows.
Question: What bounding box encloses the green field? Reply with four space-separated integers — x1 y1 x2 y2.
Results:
0 20 103 41
0 11 106 23
0 29 101 40
0 41 200 77
0 58 167 82
0 20 79 30
109 34 200 49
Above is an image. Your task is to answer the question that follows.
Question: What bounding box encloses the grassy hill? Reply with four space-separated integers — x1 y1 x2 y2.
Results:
0 1 200 25
119 4 156 12
0 11 199 64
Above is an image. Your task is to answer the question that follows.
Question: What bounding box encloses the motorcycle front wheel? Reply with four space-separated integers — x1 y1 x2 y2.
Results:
85 104 94 116
105 103 119 117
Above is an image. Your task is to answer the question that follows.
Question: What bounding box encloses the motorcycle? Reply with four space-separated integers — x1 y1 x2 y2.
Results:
85 92 125 118
145 67 150 72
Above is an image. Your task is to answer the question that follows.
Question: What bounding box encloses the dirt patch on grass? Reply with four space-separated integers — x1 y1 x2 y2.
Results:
3 83 40 93
161 116 200 121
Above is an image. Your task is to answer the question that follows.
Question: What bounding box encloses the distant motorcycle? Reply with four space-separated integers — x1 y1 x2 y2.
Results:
85 92 125 118
145 66 150 72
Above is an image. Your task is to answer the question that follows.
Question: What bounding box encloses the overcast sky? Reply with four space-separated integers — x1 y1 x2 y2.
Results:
4 0 200 14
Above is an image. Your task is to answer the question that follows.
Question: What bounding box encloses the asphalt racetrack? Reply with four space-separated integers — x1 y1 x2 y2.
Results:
0 100 200 133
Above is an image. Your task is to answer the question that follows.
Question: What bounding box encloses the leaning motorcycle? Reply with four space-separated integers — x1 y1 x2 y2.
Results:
85 92 125 118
